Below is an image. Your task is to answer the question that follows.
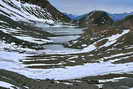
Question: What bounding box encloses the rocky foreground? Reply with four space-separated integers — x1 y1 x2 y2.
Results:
1 69 133 89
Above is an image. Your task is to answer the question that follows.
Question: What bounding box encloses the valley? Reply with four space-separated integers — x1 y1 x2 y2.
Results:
0 0 133 89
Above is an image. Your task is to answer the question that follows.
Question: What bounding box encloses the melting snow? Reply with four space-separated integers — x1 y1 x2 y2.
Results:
0 29 132 80
0 81 15 89
15 36 53 44
1 60 133 80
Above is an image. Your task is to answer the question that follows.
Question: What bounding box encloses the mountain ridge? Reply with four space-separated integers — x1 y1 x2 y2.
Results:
73 11 133 21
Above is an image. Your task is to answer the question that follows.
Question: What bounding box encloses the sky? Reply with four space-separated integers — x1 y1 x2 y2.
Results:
49 0 133 15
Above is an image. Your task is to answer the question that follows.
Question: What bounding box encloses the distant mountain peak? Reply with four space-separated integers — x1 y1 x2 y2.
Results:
74 10 113 26
110 12 133 21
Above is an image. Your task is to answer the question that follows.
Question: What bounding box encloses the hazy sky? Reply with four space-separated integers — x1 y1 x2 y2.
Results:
49 0 133 15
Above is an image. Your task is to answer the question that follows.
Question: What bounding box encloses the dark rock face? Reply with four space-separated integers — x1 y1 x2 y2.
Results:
21 0 71 22
75 11 113 26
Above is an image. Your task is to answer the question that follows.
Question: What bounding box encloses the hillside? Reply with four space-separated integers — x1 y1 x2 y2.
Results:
74 11 113 26
115 15 133 30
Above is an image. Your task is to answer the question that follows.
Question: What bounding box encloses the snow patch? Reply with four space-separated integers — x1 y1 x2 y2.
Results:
15 36 53 44
0 81 15 89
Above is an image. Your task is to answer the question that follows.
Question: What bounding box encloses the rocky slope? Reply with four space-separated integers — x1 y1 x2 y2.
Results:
21 0 71 22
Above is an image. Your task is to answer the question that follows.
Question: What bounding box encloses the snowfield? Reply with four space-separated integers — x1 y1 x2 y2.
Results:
0 81 16 89
0 29 132 80
1 54 133 80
